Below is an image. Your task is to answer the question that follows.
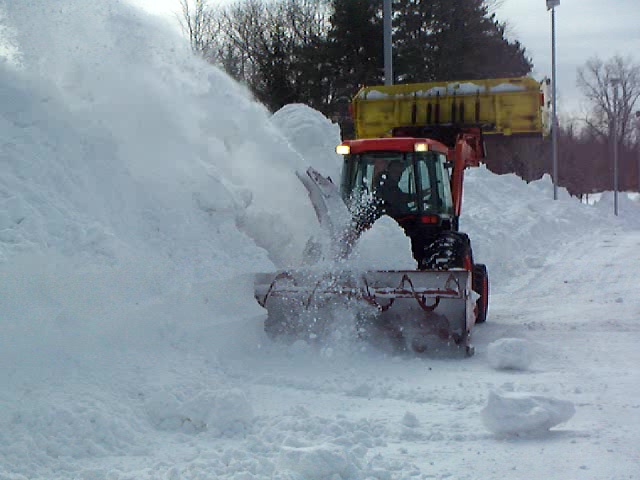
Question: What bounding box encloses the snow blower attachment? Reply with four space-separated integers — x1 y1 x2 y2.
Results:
255 268 476 354
254 76 547 355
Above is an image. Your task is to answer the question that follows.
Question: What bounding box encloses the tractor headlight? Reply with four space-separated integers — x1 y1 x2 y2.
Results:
336 145 350 155
414 143 429 152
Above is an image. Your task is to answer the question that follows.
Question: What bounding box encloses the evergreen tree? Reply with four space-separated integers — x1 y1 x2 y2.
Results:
295 36 336 112
326 0 384 100
393 0 436 83
253 23 298 111
394 0 532 82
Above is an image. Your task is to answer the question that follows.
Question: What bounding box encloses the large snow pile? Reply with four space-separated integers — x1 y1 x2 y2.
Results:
0 0 324 271
0 2 329 476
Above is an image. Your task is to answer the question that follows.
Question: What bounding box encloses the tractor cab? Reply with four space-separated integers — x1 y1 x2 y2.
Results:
337 138 458 237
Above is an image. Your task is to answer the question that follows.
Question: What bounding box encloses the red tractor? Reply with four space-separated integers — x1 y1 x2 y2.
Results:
337 127 489 327
255 76 548 355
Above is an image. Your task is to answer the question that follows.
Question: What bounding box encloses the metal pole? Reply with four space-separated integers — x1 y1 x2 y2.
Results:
613 81 619 216
383 0 393 85
636 111 640 192
551 6 558 200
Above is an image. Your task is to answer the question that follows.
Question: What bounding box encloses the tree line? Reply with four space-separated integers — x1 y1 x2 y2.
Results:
566 55 640 194
503 55 640 195
178 1 640 194
179 0 531 114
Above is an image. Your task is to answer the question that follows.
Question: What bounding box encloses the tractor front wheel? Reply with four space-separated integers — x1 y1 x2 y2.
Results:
472 263 489 323
420 231 472 270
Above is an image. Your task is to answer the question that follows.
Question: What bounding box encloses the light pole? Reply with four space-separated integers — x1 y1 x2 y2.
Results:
611 78 620 216
636 111 640 193
383 0 393 85
546 0 560 200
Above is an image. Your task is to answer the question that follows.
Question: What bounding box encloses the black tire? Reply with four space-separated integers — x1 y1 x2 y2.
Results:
421 231 472 270
472 263 489 323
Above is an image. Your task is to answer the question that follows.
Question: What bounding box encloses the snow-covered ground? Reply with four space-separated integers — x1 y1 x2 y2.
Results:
1 2 639 479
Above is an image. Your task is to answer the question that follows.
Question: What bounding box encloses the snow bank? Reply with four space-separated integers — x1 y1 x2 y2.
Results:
592 191 640 228
461 167 635 288
482 390 576 435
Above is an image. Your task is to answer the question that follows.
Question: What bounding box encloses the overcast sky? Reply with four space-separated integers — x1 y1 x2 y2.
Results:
130 0 640 118
498 0 640 118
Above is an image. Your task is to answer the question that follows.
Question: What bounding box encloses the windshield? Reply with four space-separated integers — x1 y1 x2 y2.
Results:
340 151 454 217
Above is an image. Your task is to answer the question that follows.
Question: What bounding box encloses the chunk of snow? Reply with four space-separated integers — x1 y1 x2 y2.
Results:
275 444 361 480
402 412 420 428
481 390 575 435
146 389 254 436
487 338 533 370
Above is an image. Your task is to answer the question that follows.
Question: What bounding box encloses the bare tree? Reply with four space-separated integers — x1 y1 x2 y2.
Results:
178 0 221 60
281 0 330 45
577 55 640 146
214 0 330 108
216 0 269 89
